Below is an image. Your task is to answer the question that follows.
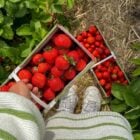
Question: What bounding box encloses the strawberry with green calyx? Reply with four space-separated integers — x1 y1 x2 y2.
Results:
31 73 47 88
55 55 70 70
43 88 55 101
76 59 87 71
38 62 50 73
18 69 32 81
64 68 76 80
43 48 58 64
53 33 72 49
48 77 64 92
51 66 64 77
32 53 44 65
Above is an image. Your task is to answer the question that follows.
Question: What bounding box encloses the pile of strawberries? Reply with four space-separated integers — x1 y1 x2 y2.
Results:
76 25 111 61
93 58 128 96
0 32 89 105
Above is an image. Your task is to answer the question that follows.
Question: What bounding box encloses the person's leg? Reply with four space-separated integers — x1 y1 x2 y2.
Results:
81 86 101 114
57 85 78 113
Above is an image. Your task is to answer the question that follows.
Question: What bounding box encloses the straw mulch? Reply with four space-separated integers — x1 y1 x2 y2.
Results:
44 0 140 118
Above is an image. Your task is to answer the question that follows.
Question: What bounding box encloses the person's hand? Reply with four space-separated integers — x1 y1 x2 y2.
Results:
9 79 39 100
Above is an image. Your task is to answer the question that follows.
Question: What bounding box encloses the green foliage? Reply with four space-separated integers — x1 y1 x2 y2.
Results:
110 78 140 137
131 42 140 77
0 0 75 84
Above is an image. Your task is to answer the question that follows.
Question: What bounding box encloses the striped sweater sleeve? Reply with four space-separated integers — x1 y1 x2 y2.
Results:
0 92 46 140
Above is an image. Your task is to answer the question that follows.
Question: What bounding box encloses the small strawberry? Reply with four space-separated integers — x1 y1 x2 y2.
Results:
67 50 80 63
88 25 97 34
76 48 85 58
53 34 72 49
55 55 70 70
95 41 100 47
111 74 117 81
48 77 64 92
87 36 95 44
32 53 44 65
95 72 102 79
0 85 9 91
76 59 87 71
81 31 88 38
64 68 76 80
99 79 106 86
58 49 69 55
51 66 63 77
18 69 32 81
31 66 38 74
76 35 83 42
43 48 58 64
118 71 124 78
95 34 103 41
31 73 47 88
104 83 111 90
43 88 55 101
105 48 111 55
7 81 15 88
92 50 100 58
102 71 110 79
38 62 50 73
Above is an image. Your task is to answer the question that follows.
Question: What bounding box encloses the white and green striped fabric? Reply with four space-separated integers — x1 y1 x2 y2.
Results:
0 92 133 140
46 112 133 140
0 92 46 140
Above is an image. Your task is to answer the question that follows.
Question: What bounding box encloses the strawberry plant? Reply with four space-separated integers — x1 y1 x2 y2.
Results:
0 0 75 84
131 42 140 77
110 78 140 139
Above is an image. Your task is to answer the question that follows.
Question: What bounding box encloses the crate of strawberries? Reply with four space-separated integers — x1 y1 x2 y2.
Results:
0 24 93 111
91 56 129 97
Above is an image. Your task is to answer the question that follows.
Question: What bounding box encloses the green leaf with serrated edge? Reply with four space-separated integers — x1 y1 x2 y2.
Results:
111 83 125 101
0 29 3 35
0 0 4 8
0 11 4 24
67 0 74 9
51 4 63 13
1 25 14 40
131 58 140 65
16 24 32 36
124 106 140 120
9 0 21 3
110 99 128 113
132 68 140 77
133 133 140 140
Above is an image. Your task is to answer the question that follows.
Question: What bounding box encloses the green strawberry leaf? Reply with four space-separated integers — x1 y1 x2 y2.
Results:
1 25 14 40
51 4 63 13
0 0 4 8
110 98 128 113
132 68 140 77
111 83 125 101
67 0 74 9
124 106 140 120
16 24 32 36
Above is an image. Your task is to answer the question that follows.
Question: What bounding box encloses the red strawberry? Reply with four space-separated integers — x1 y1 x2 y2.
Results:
31 73 47 88
43 48 58 64
18 69 32 81
92 50 100 58
51 66 63 77
118 71 124 78
105 48 111 55
67 50 80 63
111 74 117 81
99 79 106 86
48 77 64 92
55 55 70 70
95 35 103 41
0 85 9 91
87 36 95 44
76 59 87 71
104 83 111 90
89 26 97 34
53 34 72 49
95 41 100 47
38 63 50 73
81 31 88 38
102 71 110 79
32 53 44 65
76 35 83 41
95 72 102 79
43 88 55 101
76 48 85 58
64 68 76 80
58 49 69 55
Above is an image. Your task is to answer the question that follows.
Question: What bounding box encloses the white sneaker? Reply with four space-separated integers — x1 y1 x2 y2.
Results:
81 86 101 114
57 85 78 113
